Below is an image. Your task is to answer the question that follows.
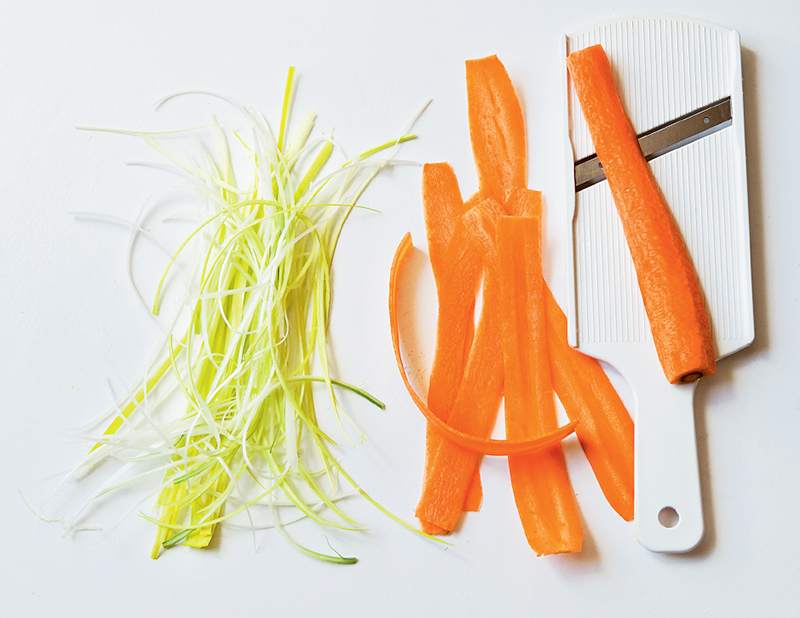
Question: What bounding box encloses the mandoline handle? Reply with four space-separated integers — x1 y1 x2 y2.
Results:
634 366 703 553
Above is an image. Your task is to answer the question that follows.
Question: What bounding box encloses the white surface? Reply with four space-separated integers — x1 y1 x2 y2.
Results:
564 15 751 552
1 1 797 616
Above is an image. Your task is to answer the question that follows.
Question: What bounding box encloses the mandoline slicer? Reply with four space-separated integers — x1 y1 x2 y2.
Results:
562 15 754 552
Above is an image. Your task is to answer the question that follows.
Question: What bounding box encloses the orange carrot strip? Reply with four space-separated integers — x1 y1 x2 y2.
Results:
505 187 543 219
389 231 576 458
498 216 582 555
545 284 635 521
566 45 715 384
505 186 633 519
463 190 481 211
414 201 498 531
422 162 467 283
423 173 480 432
461 472 483 512
414 201 503 533
419 199 504 531
466 55 527 209
505 181 633 518
421 164 483 517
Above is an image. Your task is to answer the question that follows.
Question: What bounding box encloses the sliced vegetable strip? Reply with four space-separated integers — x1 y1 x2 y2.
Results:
498 216 582 555
466 55 527 210
421 163 482 515
545 284 634 520
415 199 504 533
566 44 715 384
505 187 543 219
415 201 498 532
461 473 483 512
422 162 468 281
389 231 576 459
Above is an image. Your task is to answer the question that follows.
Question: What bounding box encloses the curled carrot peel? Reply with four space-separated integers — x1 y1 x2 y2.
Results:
389 231 577 458
498 216 582 555
545 284 634 521
466 55 527 209
566 45 715 384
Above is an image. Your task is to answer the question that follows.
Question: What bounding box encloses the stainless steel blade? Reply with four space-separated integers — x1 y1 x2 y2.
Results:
574 97 732 192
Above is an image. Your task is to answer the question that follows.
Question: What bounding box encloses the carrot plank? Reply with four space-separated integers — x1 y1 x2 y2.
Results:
388 231 575 458
463 190 482 214
505 187 543 219
422 162 467 284
545 285 635 521
422 199 503 527
498 216 582 555
394 201 577 533
466 55 527 209
414 201 504 532
421 163 483 515
461 472 483 512
566 45 715 384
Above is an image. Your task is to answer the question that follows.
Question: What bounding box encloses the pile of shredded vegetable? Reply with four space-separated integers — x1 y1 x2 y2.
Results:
51 69 429 563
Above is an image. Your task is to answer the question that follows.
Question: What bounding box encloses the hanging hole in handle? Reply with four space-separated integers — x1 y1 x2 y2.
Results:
658 506 680 528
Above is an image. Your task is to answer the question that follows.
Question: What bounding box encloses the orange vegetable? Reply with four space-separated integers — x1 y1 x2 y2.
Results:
414 196 503 534
421 163 482 516
505 187 543 218
461 473 483 512
422 162 469 283
545 284 634 521
498 216 582 555
466 55 527 209
388 230 576 459
566 44 715 384
415 198 505 532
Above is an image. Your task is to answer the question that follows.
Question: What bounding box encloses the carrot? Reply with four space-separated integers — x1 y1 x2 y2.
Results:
422 163 468 283
545 285 634 521
505 187 543 219
461 473 483 512
466 55 527 209
418 181 535 528
414 198 503 533
421 163 483 520
566 44 715 384
498 216 582 555
389 231 576 458
393 205 577 533
417 198 505 532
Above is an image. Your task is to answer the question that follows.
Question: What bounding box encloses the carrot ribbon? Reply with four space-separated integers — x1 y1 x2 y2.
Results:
389 231 577 459
466 55 527 209
421 163 482 516
498 215 582 555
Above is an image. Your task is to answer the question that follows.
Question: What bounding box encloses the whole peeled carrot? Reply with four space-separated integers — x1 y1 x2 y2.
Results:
566 44 715 384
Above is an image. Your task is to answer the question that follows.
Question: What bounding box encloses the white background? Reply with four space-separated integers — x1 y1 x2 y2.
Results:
1 1 797 616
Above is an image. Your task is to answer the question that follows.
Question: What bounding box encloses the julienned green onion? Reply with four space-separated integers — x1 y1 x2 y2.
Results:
66 69 440 563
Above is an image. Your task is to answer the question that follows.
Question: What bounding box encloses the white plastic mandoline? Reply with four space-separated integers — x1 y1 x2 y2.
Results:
562 15 754 552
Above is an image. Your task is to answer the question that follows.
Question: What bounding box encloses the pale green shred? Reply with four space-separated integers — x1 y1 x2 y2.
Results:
67 69 444 563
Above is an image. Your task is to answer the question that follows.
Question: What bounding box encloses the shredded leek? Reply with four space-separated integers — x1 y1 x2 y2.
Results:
57 69 437 563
